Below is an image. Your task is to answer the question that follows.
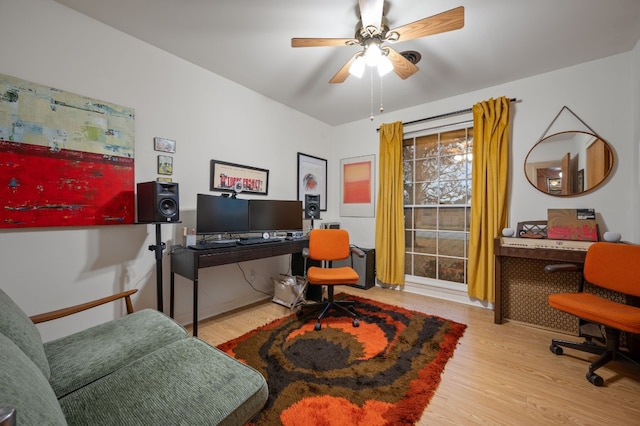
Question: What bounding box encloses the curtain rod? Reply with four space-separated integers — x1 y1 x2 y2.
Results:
376 98 518 132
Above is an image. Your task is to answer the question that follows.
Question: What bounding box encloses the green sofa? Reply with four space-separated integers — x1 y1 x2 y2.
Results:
0 288 268 425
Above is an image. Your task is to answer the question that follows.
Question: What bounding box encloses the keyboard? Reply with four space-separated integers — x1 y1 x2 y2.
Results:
237 238 283 246
189 241 237 250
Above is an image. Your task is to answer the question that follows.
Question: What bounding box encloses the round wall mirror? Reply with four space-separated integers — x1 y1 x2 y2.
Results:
524 131 614 196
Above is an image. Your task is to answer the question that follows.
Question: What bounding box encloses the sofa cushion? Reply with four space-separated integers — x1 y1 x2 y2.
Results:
59 337 268 426
0 333 67 426
0 288 50 379
45 308 188 398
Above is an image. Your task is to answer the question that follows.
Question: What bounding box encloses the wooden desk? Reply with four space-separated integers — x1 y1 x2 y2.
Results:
170 239 308 336
494 238 587 332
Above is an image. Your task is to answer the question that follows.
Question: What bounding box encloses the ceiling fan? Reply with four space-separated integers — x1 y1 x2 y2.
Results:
291 0 464 83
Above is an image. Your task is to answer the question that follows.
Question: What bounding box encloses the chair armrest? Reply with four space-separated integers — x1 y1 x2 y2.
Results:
29 289 138 324
350 245 365 258
544 263 580 273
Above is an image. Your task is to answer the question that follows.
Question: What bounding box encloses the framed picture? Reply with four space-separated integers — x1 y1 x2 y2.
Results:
547 177 561 194
297 153 327 211
210 160 269 195
158 155 173 175
577 169 585 192
340 155 375 217
154 137 176 153
0 72 135 228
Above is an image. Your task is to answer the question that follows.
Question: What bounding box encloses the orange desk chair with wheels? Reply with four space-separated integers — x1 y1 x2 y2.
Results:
547 242 640 386
297 229 364 331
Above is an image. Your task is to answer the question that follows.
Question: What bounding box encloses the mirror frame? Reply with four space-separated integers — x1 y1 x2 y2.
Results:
524 130 614 196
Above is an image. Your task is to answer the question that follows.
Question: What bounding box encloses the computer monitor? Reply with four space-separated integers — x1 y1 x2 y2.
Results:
196 194 250 235
249 200 303 232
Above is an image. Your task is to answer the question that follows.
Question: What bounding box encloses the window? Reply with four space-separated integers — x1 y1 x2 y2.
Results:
403 126 473 285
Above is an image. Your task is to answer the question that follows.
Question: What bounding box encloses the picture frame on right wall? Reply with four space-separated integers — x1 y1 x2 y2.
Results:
340 154 375 217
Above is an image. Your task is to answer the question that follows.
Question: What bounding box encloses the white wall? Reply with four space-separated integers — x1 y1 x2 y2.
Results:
330 51 639 250
632 39 640 243
2 0 638 340
0 0 332 340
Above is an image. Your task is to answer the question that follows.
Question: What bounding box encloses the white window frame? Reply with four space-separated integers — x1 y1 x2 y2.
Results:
403 120 473 291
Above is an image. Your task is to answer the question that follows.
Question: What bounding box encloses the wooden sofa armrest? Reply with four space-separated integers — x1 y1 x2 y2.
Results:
30 289 138 324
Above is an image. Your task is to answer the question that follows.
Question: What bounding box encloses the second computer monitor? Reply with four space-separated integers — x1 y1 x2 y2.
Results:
249 200 303 232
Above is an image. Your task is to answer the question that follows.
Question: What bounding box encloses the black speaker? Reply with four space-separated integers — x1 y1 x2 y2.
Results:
335 247 376 289
136 181 180 223
304 194 320 219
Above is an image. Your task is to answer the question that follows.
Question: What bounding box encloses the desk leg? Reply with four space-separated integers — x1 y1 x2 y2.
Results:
494 255 502 324
193 279 199 337
170 272 175 319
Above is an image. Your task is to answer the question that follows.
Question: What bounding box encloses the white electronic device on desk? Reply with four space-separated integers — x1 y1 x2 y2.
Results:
500 237 594 251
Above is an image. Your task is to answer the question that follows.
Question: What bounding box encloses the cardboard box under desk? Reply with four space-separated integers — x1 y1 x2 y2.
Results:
547 208 598 241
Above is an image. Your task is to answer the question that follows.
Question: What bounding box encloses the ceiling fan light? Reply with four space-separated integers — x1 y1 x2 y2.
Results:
365 43 382 66
377 55 393 76
349 55 366 78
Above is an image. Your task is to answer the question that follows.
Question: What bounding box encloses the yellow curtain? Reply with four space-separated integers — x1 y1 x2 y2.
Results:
375 121 405 286
468 97 510 302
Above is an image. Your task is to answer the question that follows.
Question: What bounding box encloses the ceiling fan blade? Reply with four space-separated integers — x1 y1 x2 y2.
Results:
387 6 464 42
359 0 384 30
386 47 419 80
291 38 357 48
329 53 361 84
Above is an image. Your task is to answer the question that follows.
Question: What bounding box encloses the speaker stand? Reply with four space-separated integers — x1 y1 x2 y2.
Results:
148 223 166 312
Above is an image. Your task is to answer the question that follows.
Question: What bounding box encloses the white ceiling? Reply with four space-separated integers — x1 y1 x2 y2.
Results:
53 0 640 126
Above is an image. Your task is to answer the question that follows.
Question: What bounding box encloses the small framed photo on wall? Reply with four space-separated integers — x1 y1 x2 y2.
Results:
157 155 173 175
154 137 176 153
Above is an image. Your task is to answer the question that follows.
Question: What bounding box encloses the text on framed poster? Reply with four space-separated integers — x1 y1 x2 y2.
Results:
210 160 269 195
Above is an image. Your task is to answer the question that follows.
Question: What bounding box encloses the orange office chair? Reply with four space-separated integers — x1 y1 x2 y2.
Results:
296 229 365 331
546 242 640 386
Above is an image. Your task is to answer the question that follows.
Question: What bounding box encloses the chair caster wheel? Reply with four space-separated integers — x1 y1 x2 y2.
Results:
314 322 322 331
296 309 304 318
586 372 604 386
549 344 563 355
353 319 359 327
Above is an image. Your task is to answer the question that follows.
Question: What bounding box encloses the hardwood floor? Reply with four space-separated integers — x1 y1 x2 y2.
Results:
190 286 640 425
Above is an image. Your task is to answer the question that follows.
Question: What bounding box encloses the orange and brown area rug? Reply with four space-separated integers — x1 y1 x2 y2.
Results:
218 294 466 425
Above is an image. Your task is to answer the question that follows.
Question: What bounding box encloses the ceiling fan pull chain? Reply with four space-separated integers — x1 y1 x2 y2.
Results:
370 66 374 121
380 75 384 114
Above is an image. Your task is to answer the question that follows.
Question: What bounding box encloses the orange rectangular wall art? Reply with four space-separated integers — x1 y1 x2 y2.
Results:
343 161 372 204
340 155 375 217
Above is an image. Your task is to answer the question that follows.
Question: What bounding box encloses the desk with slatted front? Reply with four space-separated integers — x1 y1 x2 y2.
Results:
494 237 640 357
494 237 590 332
